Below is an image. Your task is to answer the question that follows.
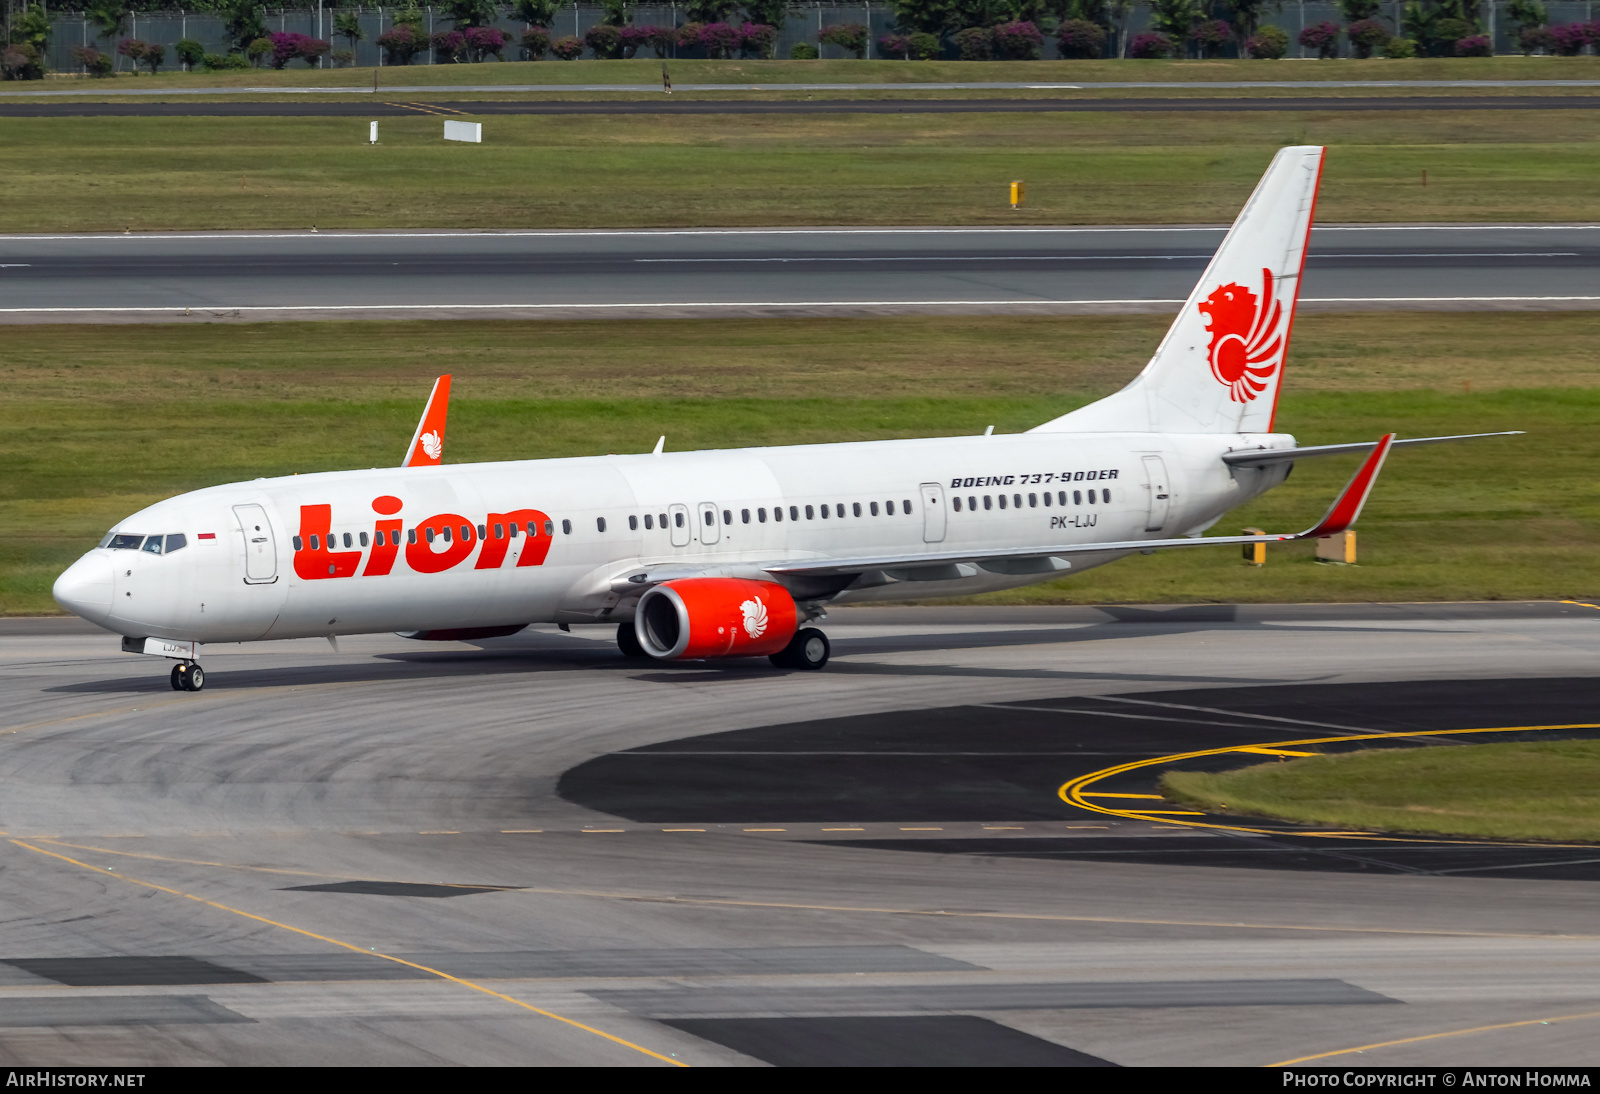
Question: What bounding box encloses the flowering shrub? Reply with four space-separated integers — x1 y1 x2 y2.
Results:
1381 35 1417 57
1518 25 1557 54
952 26 993 59
1 43 43 80
1346 18 1390 58
584 23 621 58
1550 22 1595 55
993 21 1044 60
700 22 741 59
819 22 869 58
1246 24 1289 58
740 22 777 58
550 34 584 60
1189 19 1231 57
1299 21 1341 58
878 32 911 58
1453 33 1492 56
1127 31 1174 58
377 25 425 65
269 32 328 69
676 22 705 49
432 29 467 62
71 45 114 76
1056 18 1106 58
465 27 508 62
908 31 940 58
643 25 676 57
117 38 149 66
520 25 550 59
616 25 648 58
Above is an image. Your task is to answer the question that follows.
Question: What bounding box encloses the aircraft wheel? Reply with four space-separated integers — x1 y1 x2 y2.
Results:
771 627 829 671
185 664 205 692
170 664 184 690
616 621 647 658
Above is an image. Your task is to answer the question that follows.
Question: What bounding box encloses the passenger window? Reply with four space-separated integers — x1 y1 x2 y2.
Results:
820 505 829 519
644 514 653 530
903 499 912 513
311 534 322 550
425 529 436 544
598 517 607 532
293 536 304 551
1058 491 1067 505
1042 493 1050 507
836 502 845 516
360 531 369 546
741 509 750 524
658 513 667 529
562 519 572 535
409 529 418 544
703 510 714 525
1073 490 1082 505
998 495 1007 510
1104 488 1112 503
724 509 732 525
675 512 685 528
983 496 992 510
544 520 554 536
789 506 799 521
341 532 351 548
885 500 895 515
629 515 638 531
1013 494 1022 508
374 531 385 546
968 496 977 510
805 505 814 520
443 527 454 543
953 497 962 512
1029 493 1037 508
477 524 486 539
758 507 767 523
773 506 782 522
852 502 861 517
461 525 472 541
494 523 504 539
1088 490 1097 504
870 501 879 516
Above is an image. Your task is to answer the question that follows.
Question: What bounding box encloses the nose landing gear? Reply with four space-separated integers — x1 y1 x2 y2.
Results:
170 661 205 692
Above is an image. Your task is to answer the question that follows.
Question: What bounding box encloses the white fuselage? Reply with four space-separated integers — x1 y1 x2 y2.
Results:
54 430 1292 645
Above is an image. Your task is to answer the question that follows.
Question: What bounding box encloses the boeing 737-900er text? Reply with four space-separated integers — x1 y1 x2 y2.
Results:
52 146 1518 691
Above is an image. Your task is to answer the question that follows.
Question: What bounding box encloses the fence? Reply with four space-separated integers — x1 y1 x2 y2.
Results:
30 2 1600 75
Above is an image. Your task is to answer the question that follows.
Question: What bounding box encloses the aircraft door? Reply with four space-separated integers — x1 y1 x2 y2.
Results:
698 502 720 545
233 504 278 583
920 483 946 544
1141 455 1171 533
668 504 691 548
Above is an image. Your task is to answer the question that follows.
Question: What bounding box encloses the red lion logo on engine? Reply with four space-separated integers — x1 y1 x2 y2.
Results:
1198 267 1286 403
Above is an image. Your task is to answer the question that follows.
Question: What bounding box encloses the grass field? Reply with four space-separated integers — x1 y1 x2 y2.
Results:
17 56 1600 91
1161 740 1600 842
4 310 1598 615
2 109 1599 230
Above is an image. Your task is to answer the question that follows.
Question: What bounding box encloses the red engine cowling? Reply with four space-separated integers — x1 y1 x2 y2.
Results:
634 578 798 660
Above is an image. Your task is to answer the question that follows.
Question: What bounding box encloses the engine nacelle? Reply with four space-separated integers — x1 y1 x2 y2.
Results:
634 578 798 660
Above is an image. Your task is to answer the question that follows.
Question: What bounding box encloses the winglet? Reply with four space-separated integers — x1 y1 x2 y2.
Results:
1299 432 1394 539
402 375 451 468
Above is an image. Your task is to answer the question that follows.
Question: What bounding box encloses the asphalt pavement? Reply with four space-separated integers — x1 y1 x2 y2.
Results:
4 602 1600 1065
2 224 1595 322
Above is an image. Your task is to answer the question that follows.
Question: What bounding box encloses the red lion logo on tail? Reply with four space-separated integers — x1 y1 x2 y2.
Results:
1198 267 1286 403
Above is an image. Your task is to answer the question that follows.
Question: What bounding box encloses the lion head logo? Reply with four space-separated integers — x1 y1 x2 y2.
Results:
420 430 443 460
1197 267 1286 403
740 597 768 639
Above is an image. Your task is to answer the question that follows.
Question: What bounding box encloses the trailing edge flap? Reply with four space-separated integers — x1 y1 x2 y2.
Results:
402 374 452 468
1223 431 1522 468
761 434 1397 579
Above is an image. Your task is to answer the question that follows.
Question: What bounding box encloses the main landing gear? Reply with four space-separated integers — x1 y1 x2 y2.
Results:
170 661 205 692
769 628 830 671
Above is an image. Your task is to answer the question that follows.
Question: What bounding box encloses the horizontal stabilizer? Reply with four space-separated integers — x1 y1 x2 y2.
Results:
1223 431 1522 468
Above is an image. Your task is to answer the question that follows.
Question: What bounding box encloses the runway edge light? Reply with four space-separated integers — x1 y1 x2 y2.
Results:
369 121 378 145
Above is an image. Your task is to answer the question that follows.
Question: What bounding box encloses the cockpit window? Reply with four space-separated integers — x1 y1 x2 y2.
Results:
165 534 187 553
141 537 165 554
107 533 145 551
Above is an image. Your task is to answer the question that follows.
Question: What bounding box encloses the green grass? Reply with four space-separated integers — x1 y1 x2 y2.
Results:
1161 740 1600 842
5 311 1600 615
3 108 1600 230
24 56 1600 91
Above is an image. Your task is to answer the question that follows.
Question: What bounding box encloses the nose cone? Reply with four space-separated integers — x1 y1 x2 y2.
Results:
53 553 114 627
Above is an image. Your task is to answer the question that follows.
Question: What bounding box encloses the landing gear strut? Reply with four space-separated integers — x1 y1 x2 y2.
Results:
170 661 205 692
770 627 830 671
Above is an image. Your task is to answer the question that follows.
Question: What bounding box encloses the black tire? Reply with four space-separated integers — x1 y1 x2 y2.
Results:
617 621 647 658
187 664 205 692
170 664 184 690
771 627 829 671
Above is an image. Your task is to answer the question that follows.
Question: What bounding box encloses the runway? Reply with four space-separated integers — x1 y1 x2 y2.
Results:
4 96 1598 117
5 602 1600 1066
3 225 1597 323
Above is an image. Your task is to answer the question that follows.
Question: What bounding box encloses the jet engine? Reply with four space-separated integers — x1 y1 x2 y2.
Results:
634 578 798 660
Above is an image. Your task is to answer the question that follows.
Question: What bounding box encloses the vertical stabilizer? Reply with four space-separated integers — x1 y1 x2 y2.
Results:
1032 146 1324 435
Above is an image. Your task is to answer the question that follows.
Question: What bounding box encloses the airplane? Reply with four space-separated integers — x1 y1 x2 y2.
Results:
52 145 1517 692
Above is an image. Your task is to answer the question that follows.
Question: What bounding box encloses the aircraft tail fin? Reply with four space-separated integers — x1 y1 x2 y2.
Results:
1032 146 1324 436
402 375 451 468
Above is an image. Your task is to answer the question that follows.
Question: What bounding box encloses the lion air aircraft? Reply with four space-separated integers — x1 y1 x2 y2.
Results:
53 146 1515 691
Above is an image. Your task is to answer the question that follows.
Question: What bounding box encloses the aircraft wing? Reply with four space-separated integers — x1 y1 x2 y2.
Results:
1222 431 1520 468
761 433 1397 580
